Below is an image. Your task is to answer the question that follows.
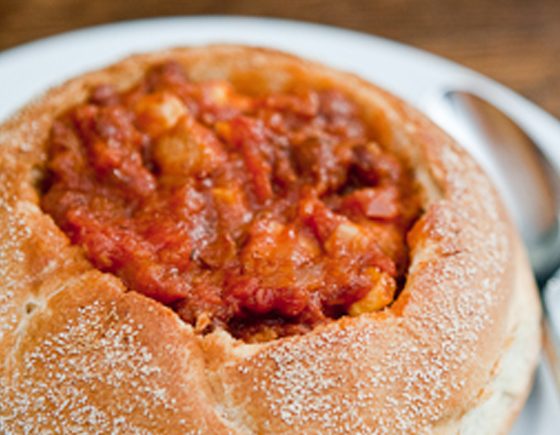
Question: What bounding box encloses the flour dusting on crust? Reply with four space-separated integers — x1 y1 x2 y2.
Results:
2 298 161 433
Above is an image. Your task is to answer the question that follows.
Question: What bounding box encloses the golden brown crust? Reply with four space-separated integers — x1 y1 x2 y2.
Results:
0 45 541 433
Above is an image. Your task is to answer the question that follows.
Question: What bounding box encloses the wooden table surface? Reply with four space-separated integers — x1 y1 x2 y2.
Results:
1 0 559 118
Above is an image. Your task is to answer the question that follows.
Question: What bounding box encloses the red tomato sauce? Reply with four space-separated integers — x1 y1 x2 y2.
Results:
42 62 420 341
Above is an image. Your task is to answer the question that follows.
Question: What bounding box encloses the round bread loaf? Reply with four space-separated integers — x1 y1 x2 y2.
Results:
0 46 541 434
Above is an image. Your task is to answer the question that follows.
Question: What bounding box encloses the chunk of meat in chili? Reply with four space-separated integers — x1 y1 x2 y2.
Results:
41 61 420 341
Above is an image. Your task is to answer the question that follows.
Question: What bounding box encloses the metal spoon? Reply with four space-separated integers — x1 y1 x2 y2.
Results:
439 90 560 392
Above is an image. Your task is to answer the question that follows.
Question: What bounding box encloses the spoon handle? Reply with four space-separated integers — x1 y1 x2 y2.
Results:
544 274 560 395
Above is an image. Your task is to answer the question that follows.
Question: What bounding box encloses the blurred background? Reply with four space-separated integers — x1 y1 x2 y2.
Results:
0 0 558 117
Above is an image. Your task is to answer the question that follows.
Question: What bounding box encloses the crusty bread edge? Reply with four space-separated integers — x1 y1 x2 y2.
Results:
434 233 541 434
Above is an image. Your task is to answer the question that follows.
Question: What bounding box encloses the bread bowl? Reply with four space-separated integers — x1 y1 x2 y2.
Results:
0 45 541 433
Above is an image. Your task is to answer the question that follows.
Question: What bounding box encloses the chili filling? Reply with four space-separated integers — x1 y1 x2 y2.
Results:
41 62 420 341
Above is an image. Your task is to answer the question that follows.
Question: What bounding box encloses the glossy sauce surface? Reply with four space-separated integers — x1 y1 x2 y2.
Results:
42 62 420 341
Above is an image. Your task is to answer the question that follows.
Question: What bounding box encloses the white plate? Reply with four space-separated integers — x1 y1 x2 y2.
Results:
0 16 558 433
